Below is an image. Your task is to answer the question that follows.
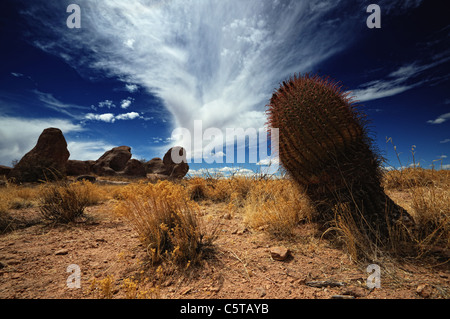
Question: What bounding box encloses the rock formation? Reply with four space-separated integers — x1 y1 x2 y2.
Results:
92 146 132 176
145 147 189 179
8 128 70 183
4 127 189 181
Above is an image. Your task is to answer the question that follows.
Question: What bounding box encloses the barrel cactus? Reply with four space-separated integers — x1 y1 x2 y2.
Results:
266 73 412 239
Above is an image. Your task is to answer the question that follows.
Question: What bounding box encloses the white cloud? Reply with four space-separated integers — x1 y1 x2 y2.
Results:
98 100 116 109
427 113 450 125
124 38 135 49
440 138 450 144
85 113 116 123
125 83 139 93
115 112 141 120
67 140 115 161
351 57 450 102
27 0 362 159
0 116 84 165
11 72 24 77
85 112 141 123
120 97 134 109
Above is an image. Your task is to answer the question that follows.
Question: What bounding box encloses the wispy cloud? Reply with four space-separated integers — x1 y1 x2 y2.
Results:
440 138 450 144
351 57 450 102
34 90 90 118
427 112 450 125
24 0 370 158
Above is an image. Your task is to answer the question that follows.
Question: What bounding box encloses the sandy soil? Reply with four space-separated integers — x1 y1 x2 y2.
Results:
0 199 448 299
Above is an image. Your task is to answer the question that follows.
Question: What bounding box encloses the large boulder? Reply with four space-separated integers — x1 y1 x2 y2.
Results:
92 146 132 176
8 128 70 183
144 158 168 175
163 147 189 178
66 160 95 176
145 147 189 179
122 159 146 177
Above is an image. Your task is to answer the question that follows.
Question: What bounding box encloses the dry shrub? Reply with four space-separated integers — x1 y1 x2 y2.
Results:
243 179 311 238
187 176 253 206
115 181 216 266
410 186 449 255
330 168 450 261
0 192 11 232
38 181 97 223
187 177 209 201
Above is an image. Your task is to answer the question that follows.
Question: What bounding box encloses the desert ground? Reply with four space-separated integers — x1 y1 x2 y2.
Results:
0 169 449 299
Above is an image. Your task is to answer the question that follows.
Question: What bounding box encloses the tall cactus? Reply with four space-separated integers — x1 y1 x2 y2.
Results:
267 73 411 239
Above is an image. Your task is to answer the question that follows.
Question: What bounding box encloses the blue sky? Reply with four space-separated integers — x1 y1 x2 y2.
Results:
0 0 449 176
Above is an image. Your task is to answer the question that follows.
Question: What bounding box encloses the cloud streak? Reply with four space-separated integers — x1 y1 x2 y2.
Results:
23 0 368 157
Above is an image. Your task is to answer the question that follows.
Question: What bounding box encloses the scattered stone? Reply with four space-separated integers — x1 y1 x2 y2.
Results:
255 287 266 298
341 287 367 298
416 284 433 298
270 246 291 261
8 128 70 183
55 249 69 256
331 295 355 299
305 280 345 288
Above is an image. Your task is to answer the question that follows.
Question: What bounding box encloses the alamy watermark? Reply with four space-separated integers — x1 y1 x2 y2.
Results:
66 264 81 289
170 120 280 169
366 264 381 289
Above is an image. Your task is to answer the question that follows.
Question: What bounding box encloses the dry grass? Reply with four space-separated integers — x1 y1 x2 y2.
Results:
384 168 450 257
38 181 101 223
242 179 312 238
1 166 448 266
115 181 217 267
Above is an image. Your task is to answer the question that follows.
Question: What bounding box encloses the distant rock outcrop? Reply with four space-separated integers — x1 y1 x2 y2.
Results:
123 159 146 177
4 127 190 181
92 146 132 176
146 147 189 180
8 128 70 183
67 160 95 176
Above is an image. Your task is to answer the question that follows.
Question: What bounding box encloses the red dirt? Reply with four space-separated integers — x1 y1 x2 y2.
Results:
0 200 448 299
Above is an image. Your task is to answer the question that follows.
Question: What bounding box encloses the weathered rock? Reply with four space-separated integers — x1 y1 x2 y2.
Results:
67 160 94 176
92 146 132 176
0 165 12 177
145 158 168 175
55 249 69 256
270 246 291 261
163 147 189 178
122 159 146 177
8 128 70 183
416 284 433 298
145 147 189 180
